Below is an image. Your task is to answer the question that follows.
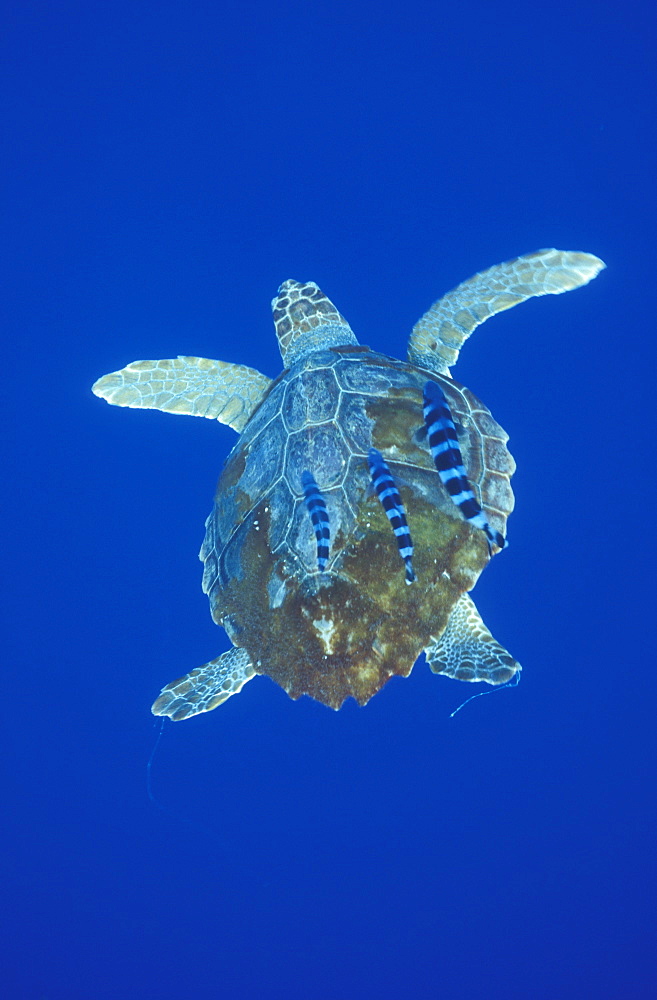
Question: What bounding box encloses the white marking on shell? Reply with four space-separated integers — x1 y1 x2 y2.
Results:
313 617 337 655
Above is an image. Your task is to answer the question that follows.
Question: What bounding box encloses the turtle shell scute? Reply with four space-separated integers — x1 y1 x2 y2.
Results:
283 367 339 431
285 423 349 493
338 394 375 454
239 415 287 499
337 358 411 393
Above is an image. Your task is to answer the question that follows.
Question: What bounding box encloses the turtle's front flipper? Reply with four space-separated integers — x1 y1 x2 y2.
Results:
93 356 271 433
425 592 520 685
407 249 605 375
151 646 256 721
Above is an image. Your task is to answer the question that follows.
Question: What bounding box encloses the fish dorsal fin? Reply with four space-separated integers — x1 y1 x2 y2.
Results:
407 249 606 375
92 356 271 433
272 280 358 368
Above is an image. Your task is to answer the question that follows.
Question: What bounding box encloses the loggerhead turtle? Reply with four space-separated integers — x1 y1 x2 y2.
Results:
93 249 604 719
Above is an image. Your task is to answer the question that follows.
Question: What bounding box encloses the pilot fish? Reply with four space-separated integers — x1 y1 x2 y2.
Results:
423 380 506 551
301 470 330 571
368 447 416 584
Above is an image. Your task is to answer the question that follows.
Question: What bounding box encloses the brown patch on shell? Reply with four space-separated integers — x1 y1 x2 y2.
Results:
213 485 489 710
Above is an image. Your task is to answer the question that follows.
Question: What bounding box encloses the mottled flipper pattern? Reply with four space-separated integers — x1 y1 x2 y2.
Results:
408 249 605 374
424 592 520 685
151 646 256 720
93 356 271 433
272 280 358 368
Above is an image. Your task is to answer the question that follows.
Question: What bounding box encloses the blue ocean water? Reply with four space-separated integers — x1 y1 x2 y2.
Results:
3 2 656 998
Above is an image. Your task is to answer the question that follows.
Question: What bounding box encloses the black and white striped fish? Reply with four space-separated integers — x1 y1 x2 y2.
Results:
422 380 506 552
301 470 330 571
368 448 416 584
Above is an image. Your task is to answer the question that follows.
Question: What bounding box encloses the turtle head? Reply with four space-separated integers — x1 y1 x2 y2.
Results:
272 280 359 368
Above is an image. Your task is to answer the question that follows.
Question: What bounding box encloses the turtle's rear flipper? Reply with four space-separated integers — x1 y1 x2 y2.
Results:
425 592 520 685
151 646 256 721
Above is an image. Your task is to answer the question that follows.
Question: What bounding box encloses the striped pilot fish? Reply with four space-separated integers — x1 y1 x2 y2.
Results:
301 470 330 571
422 380 506 552
367 448 416 584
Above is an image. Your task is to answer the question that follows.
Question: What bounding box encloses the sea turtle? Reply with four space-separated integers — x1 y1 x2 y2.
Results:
93 248 604 719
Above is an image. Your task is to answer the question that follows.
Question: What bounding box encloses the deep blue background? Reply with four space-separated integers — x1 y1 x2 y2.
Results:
3 2 656 998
